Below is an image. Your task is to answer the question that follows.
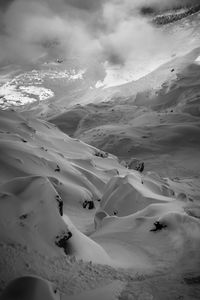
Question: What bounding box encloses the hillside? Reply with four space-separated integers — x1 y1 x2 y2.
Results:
50 48 200 178
0 2 200 299
0 109 200 299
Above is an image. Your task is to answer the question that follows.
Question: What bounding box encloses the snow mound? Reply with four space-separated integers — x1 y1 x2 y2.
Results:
92 202 200 270
0 275 59 300
0 110 126 264
93 171 200 270
0 109 200 298
0 175 110 264
97 173 175 217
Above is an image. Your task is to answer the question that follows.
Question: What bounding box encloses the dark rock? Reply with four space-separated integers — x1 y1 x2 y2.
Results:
150 221 167 232
55 165 60 172
153 5 200 26
56 59 64 64
127 158 144 172
135 162 144 173
40 146 48 152
19 214 28 220
82 200 95 210
55 195 63 216
94 150 108 158
55 231 72 255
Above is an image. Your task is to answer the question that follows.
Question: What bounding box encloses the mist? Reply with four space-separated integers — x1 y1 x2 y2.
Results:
0 0 199 76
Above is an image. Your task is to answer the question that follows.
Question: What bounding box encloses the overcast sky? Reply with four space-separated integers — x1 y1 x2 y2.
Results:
0 0 199 72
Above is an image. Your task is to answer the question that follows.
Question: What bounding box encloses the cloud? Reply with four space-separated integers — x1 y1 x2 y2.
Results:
0 0 15 11
0 0 199 78
64 0 106 11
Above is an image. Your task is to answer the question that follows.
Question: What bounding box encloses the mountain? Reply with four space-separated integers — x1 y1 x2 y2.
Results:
0 107 200 299
0 6 200 300
50 48 200 178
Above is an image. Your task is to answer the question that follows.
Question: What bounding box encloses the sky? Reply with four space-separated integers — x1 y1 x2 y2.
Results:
0 0 199 82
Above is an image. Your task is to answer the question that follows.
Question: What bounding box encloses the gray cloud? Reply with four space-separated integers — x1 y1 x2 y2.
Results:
64 0 105 11
0 0 15 11
0 0 199 75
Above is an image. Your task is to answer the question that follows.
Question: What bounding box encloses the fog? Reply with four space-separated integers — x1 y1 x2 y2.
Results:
0 0 199 78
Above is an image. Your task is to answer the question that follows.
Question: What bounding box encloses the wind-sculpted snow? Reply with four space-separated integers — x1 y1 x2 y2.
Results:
0 109 125 262
0 175 111 264
0 110 200 299
92 169 200 271
0 276 60 300
97 173 175 217
0 3 200 299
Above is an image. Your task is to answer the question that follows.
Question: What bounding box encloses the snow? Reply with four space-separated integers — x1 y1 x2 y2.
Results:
0 81 54 109
195 55 200 64
95 58 171 89
19 86 54 101
0 276 60 300
0 68 85 109
0 109 200 298
66 280 125 300
0 21 200 297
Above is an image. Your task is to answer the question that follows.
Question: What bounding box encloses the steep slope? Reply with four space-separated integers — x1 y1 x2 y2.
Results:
0 110 200 299
93 171 200 270
50 48 200 177
0 109 126 263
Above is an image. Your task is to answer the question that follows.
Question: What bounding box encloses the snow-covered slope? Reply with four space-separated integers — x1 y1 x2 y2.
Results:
93 172 200 270
51 47 200 178
0 109 127 263
0 109 200 298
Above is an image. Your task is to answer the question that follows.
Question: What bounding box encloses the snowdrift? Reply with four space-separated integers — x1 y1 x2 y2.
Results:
0 110 126 264
93 186 200 270
98 173 175 217
0 109 200 298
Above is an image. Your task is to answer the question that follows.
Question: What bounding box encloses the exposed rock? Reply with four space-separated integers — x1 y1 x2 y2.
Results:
21 139 27 143
94 150 108 158
54 165 60 172
55 231 73 255
150 221 167 232
55 195 63 216
153 5 200 25
126 158 144 173
82 200 95 210
135 162 144 173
